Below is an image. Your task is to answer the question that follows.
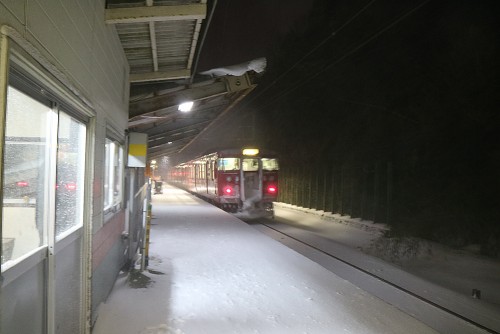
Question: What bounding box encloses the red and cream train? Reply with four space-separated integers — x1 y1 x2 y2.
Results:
169 148 279 218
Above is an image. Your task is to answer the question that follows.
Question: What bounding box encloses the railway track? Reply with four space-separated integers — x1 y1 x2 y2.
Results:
251 219 499 334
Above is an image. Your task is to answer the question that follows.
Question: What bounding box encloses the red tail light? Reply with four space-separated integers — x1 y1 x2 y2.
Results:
266 185 277 194
223 185 234 195
64 182 77 191
17 181 29 187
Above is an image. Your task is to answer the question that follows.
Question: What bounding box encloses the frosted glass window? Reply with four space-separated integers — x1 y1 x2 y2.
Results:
104 139 111 209
55 112 86 238
113 143 123 206
104 139 123 211
2 86 51 265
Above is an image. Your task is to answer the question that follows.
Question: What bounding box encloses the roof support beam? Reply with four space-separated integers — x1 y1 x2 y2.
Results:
147 1 159 72
130 81 226 118
149 22 158 71
147 120 211 139
188 17 203 71
148 138 191 157
105 4 207 24
130 69 191 83
149 129 200 148
129 74 254 118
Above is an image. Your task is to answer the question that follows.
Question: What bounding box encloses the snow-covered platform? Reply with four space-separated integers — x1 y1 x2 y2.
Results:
92 185 438 334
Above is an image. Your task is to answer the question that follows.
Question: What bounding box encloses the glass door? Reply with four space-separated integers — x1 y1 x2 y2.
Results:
1 84 88 334
1 85 54 334
53 111 87 334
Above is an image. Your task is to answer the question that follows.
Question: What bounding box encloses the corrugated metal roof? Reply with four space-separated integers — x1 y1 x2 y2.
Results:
106 0 206 80
106 0 259 160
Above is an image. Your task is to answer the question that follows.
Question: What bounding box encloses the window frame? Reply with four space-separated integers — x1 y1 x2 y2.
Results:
1 84 55 269
103 137 124 216
1 41 93 273
54 109 87 241
217 158 240 171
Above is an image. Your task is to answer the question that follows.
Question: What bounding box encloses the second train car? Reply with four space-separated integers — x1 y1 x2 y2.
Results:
169 148 279 218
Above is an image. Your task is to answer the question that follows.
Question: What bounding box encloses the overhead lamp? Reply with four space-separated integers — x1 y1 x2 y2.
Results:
178 101 194 112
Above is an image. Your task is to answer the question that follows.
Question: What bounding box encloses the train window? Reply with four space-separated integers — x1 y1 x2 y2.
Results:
199 163 205 180
262 158 279 171
2 86 52 266
55 112 86 238
104 138 123 212
242 158 259 172
218 158 240 171
206 161 211 179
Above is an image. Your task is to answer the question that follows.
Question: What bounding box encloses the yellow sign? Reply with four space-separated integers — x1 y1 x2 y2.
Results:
129 144 147 156
128 132 148 167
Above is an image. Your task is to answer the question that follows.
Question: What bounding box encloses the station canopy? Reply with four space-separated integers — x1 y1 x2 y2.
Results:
105 0 265 161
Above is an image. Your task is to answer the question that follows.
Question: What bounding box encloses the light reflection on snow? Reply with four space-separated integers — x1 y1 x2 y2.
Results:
93 185 439 334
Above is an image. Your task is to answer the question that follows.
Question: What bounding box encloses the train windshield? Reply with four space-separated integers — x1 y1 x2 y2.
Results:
218 158 240 171
262 158 279 171
242 158 259 172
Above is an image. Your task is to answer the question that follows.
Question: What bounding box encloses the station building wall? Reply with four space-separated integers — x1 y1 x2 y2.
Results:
0 0 131 332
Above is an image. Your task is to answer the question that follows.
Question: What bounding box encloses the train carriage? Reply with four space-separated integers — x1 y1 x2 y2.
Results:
170 148 279 219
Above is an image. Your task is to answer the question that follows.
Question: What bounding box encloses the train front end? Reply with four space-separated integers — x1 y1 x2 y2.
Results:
217 148 279 219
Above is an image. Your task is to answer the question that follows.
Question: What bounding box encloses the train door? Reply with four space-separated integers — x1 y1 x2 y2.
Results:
1 65 90 333
205 161 210 194
1 83 54 334
194 163 202 192
193 164 198 192
241 158 262 205
206 160 216 195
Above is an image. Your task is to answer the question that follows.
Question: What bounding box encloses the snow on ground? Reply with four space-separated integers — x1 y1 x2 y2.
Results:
92 186 439 334
273 202 500 307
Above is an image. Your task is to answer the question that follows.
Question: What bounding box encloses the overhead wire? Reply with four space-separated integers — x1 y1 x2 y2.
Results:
253 0 433 112
242 0 378 107
202 0 431 135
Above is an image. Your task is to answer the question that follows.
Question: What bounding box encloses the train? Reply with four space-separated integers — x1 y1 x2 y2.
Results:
169 148 279 219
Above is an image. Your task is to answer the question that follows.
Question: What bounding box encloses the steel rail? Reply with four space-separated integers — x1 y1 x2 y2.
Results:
256 220 497 334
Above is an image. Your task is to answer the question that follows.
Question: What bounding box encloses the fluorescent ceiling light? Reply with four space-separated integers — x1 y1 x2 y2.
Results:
178 101 194 112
